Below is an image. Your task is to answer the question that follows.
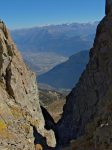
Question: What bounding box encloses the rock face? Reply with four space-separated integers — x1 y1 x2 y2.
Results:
57 0 112 149
0 21 56 149
106 0 112 15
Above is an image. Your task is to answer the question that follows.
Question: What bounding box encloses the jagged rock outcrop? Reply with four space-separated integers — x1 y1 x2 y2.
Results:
57 0 112 149
0 21 56 149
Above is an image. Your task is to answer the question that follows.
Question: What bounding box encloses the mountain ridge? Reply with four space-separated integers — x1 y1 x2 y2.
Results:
38 50 89 89
11 22 97 56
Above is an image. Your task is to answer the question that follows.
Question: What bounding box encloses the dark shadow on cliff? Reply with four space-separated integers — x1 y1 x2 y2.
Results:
33 126 60 150
41 106 56 130
40 106 59 148
32 106 61 149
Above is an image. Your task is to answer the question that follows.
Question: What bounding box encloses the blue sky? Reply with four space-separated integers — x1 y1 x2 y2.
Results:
0 0 105 29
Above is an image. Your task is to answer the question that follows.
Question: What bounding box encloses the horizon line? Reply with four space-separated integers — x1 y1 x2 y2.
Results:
9 20 99 31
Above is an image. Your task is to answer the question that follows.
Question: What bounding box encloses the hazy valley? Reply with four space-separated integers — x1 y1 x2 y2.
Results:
11 22 97 90
38 50 89 90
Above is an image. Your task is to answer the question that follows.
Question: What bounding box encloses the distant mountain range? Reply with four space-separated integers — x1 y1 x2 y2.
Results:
38 50 89 89
11 22 98 56
10 22 96 88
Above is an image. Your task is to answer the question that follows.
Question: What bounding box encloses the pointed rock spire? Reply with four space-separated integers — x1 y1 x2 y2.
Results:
106 0 112 15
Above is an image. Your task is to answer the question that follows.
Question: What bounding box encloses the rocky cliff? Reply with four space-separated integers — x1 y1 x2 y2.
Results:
0 21 56 149
57 0 112 149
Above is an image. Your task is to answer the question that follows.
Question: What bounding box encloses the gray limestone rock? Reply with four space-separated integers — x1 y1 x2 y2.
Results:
0 21 56 149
